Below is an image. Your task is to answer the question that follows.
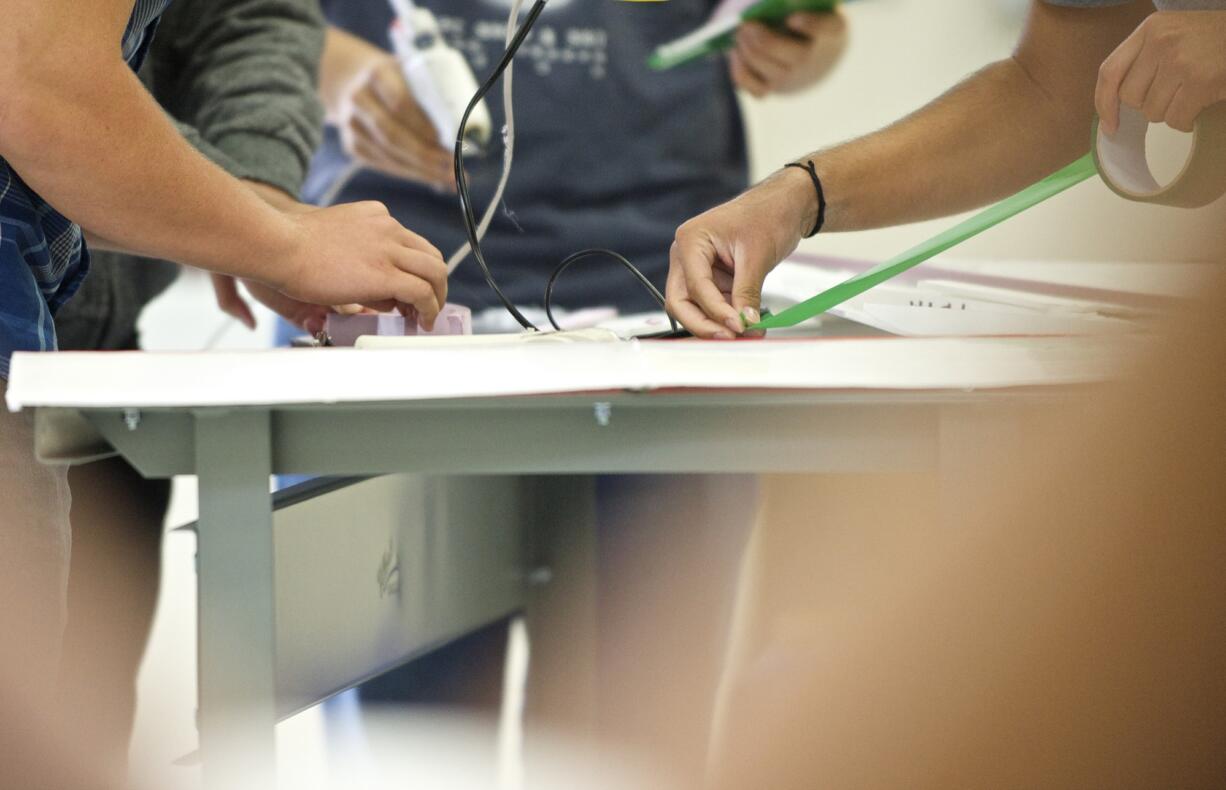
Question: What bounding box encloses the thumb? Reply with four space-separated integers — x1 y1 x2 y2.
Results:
1095 25 1145 136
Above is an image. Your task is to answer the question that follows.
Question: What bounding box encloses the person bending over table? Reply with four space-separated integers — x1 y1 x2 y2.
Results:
666 0 1226 338
46 1 347 786
0 1 446 787
304 0 846 783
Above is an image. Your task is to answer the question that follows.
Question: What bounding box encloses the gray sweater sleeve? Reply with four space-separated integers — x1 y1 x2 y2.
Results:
149 0 327 196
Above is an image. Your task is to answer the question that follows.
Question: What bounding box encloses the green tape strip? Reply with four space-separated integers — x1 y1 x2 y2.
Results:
752 152 1099 331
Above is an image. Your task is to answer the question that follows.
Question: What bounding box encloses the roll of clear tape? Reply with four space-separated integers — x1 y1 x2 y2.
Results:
1093 102 1226 208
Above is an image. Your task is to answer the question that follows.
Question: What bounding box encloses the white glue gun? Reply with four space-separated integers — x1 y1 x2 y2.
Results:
388 0 493 153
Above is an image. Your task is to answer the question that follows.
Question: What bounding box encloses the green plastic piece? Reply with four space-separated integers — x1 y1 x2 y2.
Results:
648 0 839 71
752 153 1100 331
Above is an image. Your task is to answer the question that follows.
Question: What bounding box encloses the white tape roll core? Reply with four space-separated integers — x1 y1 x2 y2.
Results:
1093 103 1226 208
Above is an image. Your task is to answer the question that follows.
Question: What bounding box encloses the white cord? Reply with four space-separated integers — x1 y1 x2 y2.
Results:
446 0 524 274
497 615 531 790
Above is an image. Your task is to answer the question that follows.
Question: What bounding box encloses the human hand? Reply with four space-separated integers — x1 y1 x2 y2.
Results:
210 182 364 333
730 11 848 98
337 53 456 190
266 201 448 330
666 168 817 338
1096 10 1226 134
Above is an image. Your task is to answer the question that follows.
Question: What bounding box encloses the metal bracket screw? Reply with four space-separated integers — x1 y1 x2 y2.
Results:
123 408 142 431
594 402 612 427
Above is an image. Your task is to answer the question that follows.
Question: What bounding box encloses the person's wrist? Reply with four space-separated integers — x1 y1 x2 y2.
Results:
248 209 304 292
244 180 314 214
775 165 822 242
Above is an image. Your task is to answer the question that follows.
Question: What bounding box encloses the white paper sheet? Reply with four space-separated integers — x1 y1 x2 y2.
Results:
762 256 1175 337
853 304 1133 337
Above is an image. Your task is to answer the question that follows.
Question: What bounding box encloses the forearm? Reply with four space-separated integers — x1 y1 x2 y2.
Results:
80 230 130 254
0 59 294 283
795 59 1081 234
785 0 1151 235
170 117 253 182
84 181 308 256
321 26 387 124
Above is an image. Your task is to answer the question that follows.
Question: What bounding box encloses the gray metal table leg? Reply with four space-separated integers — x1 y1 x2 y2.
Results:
194 410 277 790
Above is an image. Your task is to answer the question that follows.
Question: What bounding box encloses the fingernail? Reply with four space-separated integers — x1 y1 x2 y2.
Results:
714 330 734 340
725 317 745 335
742 307 761 325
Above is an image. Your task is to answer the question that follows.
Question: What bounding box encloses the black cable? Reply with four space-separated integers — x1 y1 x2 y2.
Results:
544 249 678 333
455 0 547 331
454 0 686 337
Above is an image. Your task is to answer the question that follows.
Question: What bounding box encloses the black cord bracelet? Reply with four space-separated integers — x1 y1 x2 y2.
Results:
784 160 826 238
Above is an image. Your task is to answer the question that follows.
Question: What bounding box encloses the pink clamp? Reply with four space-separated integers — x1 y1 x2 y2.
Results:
323 305 472 347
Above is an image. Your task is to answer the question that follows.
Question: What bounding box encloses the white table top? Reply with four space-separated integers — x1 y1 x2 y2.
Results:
7 334 1129 412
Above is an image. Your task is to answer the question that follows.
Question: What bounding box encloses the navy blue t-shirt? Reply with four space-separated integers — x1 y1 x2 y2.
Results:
306 0 747 313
